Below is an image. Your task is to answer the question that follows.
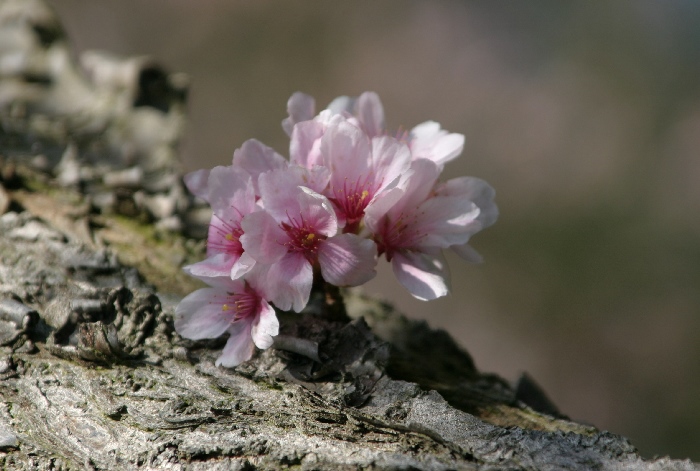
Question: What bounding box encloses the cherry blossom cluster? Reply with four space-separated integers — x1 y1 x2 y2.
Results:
175 92 498 367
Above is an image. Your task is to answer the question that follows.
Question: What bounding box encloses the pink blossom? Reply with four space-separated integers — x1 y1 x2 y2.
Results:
232 139 287 196
241 177 377 312
324 92 465 168
184 165 257 280
183 168 211 202
433 175 499 263
283 91 464 171
320 120 411 232
365 159 496 300
289 114 335 169
409 121 465 169
327 93 465 168
282 92 316 136
175 269 279 367
285 91 384 168
326 92 385 138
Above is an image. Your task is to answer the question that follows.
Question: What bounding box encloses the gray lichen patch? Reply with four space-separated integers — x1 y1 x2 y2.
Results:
1 350 471 470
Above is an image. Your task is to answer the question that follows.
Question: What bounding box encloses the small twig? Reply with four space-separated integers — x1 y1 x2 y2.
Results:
272 335 321 363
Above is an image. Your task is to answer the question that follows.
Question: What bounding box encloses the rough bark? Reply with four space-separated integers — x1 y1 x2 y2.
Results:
0 1 698 469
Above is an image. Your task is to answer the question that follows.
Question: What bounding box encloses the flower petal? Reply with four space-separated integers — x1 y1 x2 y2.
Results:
413 196 481 248
295 187 338 237
374 159 440 223
216 320 255 367
198 275 247 291
240 211 288 264
183 169 211 201
251 301 279 349
258 171 336 232
184 253 235 278
290 120 325 168
369 135 412 196
326 95 354 115
401 159 441 209
391 251 450 301
207 165 255 215
175 288 232 340
436 176 499 231
267 253 313 312
230 252 256 280
232 139 287 194
322 120 372 188
364 188 400 233
451 243 484 264
206 211 243 259
282 92 316 136
355 92 385 138
242 263 273 299
410 121 464 167
318 234 377 287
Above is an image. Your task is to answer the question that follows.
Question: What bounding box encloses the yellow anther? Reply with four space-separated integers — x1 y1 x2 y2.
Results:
222 304 230 311
225 233 234 241
361 190 369 200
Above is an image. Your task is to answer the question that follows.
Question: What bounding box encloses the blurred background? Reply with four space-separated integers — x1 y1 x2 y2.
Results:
51 0 700 460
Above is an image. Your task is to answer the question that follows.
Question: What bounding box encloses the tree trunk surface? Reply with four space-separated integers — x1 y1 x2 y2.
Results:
0 1 697 469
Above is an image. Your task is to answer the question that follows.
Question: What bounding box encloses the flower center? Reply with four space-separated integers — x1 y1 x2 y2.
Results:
375 212 422 260
221 288 259 322
280 214 325 255
208 214 244 257
388 126 410 144
330 175 377 230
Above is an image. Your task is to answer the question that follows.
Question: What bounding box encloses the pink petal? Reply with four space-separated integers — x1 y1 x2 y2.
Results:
240 211 288 264
183 169 211 201
199 275 247 291
184 253 235 278
258 170 334 227
368 136 412 202
207 165 255 215
216 320 255 367
303 166 332 195
322 120 372 188
251 301 279 349
318 234 377 287
355 92 385 138
451 243 484 264
393 159 441 215
282 92 316 136
436 177 498 230
258 168 307 219
413 196 481 249
410 121 464 167
230 252 256 280
326 95 354 115
363 185 406 233
206 212 242 258
278 165 331 197
267 253 313 312
290 120 325 168
232 139 287 194
242 263 273 300
294 187 338 237
391 251 450 301
175 288 232 340
410 121 441 144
